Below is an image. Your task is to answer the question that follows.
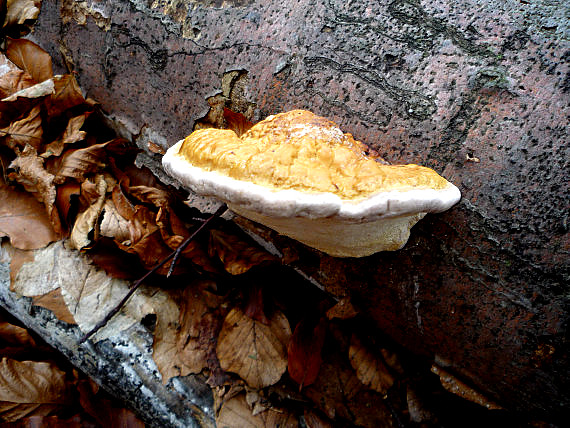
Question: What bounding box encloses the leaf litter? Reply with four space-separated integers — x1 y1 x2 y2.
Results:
0 10 547 428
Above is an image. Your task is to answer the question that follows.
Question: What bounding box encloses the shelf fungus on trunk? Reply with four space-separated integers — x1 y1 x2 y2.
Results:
162 110 460 257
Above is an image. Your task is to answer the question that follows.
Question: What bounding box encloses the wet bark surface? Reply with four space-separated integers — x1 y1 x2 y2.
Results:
31 0 568 420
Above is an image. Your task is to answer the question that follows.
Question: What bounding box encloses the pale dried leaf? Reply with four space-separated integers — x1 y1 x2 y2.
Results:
5 37 52 84
69 175 107 250
99 199 131 244
0 357 70 422
0 179 59 250
11 241 155 341
217 307 291 389
0 104 42 150
0 68 36 99
216 394 297 428
1 77 54 102
431 365 502 410
349 335 394 394
4 0 42 29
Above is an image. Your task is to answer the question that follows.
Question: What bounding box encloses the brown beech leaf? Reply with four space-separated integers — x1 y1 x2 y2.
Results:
54 181 81 232
224 108 253 137
32 288 76 325
0 321 36 348
287 317 327 390
43 113 88 157
325 297 358 320
209 229 277 275
87 237 145 280
216 394 297 428
348 334 394 395
45 74 85 118
153 281 228 385
216 307 291 389
0 68 36 99
8 144 62 234
0 104 42 150
54 140 109 184
69 174 107 250
0 357 71 422
0 179 59 250
127 184 171 208
5 37 53 84
430 365 502 410
3 414 86 428
77 378 145 428
3 0 42 35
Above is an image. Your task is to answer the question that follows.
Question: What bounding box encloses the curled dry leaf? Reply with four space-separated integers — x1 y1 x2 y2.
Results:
0 68 36 100
223 108 254 137
5 37 53 84
54 140 110 184
287 317 327 390
431 364 502 410
0 178 59 250
325 297 358 320
216 394 297 428
0 321 36 348
209 228 277 275
45 74 85 118
152 281 227 384
99 199 131 244
0 104 43 150
348 334 395 395
217 307 291 389
8 144 62 234
0 357 71 422
43 113 88 157
3 0 42 35
69 174 107 250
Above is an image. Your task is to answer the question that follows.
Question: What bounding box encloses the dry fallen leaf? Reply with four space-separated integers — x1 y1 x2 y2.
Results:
43 113 89 157
0 178 59 249
45 74 85 118
152 281 227 385
209 228 277 275
8 144 62 234
0 357 72 422
69 174 107 250
54 140 110 184
223 108 253 137
348 334 395 395
32 288 77 325
431 364 502 410
325 297 358 320
3 0 42 36
0 104 43 150
216 393 297 428
11 241 154 340
287 317 327 390
5 37 53 84
217 307 291 389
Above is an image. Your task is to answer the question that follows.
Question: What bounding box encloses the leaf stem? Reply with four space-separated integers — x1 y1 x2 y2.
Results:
79 203 228 343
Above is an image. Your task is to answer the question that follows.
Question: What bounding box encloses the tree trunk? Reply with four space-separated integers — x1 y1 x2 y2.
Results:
32 0 568 419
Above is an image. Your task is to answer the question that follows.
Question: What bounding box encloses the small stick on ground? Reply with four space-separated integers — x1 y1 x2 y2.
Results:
79 203 228 343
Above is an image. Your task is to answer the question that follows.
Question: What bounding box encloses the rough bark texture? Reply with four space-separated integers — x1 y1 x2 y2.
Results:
30 0 568 420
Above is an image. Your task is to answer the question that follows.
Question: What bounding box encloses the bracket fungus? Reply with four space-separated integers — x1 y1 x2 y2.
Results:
163 110 460 257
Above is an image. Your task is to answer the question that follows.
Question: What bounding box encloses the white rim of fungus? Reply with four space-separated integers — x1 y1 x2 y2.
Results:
163 140 461 223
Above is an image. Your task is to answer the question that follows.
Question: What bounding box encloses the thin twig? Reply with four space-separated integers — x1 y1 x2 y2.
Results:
79 203 228 343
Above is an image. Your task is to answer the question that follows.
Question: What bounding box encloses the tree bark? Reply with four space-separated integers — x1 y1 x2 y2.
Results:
31 0 568 419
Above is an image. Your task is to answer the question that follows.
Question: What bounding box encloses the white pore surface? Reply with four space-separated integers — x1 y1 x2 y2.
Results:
162 140 461 223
